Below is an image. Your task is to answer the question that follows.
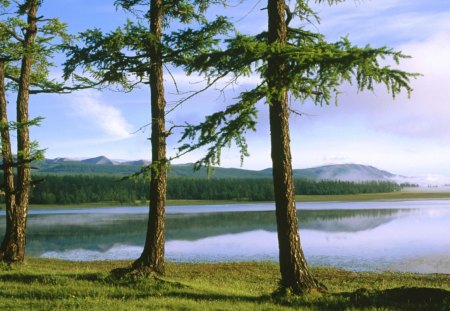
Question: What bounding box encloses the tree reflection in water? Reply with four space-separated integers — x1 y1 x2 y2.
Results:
1 202 449 273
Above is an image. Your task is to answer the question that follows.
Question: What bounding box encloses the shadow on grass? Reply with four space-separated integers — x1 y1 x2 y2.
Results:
1 271 449 310
276 286 450 310
0 273 65 285
164 286 450 310
0 269 190 289
347 287 450 306
0 272 105 284
165 291 271 304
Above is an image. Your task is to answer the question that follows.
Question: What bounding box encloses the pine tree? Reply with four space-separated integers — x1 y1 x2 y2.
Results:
0 0 92 263
64 0 229 275
177 0 418 293
0 0 71 262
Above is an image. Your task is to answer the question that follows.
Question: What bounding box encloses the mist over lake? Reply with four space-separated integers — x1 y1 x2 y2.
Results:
1 200 449 273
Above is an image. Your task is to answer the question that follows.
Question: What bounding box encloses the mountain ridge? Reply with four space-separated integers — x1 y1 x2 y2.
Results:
34 156 399 181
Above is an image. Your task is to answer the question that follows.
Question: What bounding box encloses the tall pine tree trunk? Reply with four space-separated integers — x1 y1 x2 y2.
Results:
132 0 166 275
267 0 322 294
0 0 38 263
0 62 18 262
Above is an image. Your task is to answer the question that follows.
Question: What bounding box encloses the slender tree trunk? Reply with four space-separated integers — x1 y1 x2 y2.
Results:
132 0 166 275
0 0 39 263
0 62 18 262
267 0 322 294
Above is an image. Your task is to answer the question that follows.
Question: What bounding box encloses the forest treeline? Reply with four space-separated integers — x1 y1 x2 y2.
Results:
0 174 405 205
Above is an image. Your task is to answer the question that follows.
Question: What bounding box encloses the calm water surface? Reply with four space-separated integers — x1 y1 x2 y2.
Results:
1 200 449 273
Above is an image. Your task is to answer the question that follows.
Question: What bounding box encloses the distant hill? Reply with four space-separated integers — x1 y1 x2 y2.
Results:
32 156 398 181
81 156 116 165
121 160 151 166
295 164 395 181
167 164 272 179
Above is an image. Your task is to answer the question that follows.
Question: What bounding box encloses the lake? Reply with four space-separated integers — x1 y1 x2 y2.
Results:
1 200 449 273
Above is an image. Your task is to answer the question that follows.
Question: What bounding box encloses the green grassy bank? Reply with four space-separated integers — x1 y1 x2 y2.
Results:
24 191 450 210
296 191 450 202
1 259 449 310
27 199 247 210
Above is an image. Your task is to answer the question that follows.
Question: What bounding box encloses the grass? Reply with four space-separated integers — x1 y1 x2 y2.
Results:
0 259 449 310
25 192 450 210
296 191 450 202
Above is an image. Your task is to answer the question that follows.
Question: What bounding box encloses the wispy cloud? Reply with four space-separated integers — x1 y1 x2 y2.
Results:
370 33 450 140
69 91 132 140
315 0 450 44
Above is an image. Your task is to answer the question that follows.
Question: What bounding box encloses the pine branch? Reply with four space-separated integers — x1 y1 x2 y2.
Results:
0 22 24 43
165 70 235 116
5 72 104 94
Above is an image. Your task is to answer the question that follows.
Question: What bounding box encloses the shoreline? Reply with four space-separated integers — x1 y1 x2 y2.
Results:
19 191 450 209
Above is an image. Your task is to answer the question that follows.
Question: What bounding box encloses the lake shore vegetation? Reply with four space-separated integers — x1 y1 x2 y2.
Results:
0 174 408 205
15 191 450 210
0 258 448 310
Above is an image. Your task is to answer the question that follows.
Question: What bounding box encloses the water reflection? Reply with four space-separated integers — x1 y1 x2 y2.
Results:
21 208 404 254
1 201 450 273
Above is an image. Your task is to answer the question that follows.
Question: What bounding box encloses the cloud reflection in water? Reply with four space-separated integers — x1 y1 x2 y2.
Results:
9 201 450 273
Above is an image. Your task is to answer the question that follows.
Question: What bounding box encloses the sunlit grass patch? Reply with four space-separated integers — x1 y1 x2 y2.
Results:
0 259 449 310
296 192 450 202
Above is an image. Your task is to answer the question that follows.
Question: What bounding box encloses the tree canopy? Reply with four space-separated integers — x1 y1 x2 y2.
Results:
63 0 235 276
177 1 418 169
173 0 418 295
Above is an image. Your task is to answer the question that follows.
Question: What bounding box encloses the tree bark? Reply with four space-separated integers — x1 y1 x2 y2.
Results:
0 62 18 262
132 0 166 275
0 0 38 263
266 0 322 294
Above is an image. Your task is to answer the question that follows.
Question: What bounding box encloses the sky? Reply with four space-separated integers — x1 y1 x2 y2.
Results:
5 0 450 182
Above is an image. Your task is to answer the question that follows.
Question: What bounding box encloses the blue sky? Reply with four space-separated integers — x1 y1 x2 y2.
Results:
17 1 450 181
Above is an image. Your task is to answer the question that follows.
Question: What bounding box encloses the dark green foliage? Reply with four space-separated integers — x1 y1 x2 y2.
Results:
114 0 227 23
28 174 149 205
0 174 402 205
168 178 275 201
63 2 231 91
1 2 93 95
168 178 401 201
296 179 401 195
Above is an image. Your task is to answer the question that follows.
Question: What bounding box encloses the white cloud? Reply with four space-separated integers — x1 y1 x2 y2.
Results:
314 0 450 41
69 91 132 140
370 33 450 140
34 0 450 178
296 32 450 142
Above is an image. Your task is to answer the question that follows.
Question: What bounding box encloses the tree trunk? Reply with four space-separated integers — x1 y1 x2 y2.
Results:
0 0 39 263
266 0 322 294
0 62 19 262
132 0 166 275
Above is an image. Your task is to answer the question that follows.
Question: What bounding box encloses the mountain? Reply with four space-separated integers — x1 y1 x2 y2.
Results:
32 156 398 181
41 157 72 164
81 156 116 165
121 160 151 166
295 164 395 181
166 163 271 179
